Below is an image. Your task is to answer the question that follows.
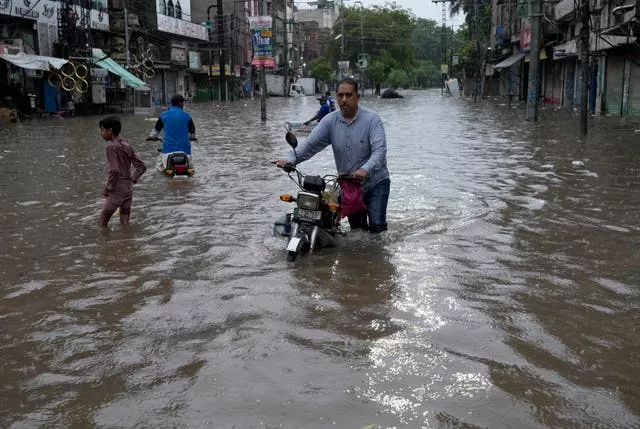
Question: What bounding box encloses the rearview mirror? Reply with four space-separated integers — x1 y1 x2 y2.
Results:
285 131 298 149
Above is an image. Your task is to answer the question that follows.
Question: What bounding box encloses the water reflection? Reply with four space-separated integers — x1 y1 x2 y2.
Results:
2 93 640 428
287 239 400 360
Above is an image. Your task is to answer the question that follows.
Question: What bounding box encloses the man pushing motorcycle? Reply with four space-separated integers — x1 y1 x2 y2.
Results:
276 77 390 233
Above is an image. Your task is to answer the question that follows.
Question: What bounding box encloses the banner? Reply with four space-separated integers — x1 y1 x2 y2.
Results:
519 22 532 52
337 60 350 78
249 16 275 67
200 64 232 76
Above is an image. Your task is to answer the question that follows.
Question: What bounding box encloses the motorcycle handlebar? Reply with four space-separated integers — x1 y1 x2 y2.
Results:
273 161 295 169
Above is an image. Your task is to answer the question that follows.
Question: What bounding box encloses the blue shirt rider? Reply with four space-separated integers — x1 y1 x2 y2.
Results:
149 94 196 154
303 96 332 126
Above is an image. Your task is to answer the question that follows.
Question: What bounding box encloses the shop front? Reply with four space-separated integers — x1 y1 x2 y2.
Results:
91 48 146 112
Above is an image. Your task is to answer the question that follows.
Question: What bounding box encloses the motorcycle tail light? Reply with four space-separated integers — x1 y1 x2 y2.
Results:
297 192 319 210
280 194 294 202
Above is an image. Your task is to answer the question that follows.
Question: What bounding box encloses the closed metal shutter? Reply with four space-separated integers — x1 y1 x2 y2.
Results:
626 59 640 116
544 60 562 104
165 71 178 101
605 55 624 116
146 73 163 106
564 58 576 107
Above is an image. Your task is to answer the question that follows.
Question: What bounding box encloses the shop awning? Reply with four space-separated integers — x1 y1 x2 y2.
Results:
553 33 637 59
91 48 145 88
525 49 548 62
0 52 68 71
493 52 525 69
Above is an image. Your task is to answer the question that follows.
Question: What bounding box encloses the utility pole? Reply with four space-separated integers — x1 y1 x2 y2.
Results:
526 0 541 121
341 0 344 57
207 4 217 101
432 0 447 95
217 0 226 101
360 6 364 94
359 3 363 55
473 0 481 101
283 3 289 97
260 0 267 121
124 0 130 69
579 0 590 135
354 0 364 93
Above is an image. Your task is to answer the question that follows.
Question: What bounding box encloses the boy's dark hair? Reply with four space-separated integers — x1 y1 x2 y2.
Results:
338 77 358 93
171 94 185 106
99 116 122 135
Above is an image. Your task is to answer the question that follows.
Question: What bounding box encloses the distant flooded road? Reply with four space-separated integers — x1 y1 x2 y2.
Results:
1 91 639 428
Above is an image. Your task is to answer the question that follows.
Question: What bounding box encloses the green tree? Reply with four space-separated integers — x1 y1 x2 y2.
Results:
367 59 387 94
388 69 409 89
309 57 333 83
410 60 440 88
332 4 417 72
411 18 441 65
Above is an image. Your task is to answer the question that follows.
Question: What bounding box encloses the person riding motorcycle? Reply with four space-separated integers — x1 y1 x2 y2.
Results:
149 94 196 154
303 95 332 126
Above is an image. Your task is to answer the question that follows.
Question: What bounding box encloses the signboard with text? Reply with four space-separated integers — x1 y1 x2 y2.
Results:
249 16 275 67
0 0 58 24
338 60 350 78
200 64 232 76
188 51 201 69
157 14 208 40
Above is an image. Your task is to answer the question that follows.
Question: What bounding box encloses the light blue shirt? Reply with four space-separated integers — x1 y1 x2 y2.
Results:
287 106 389 192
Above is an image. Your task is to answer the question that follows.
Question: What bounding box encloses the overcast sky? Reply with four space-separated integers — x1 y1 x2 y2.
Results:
295 0 465 29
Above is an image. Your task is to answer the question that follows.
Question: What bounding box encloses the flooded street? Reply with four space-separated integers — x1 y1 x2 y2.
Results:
1 91 639 428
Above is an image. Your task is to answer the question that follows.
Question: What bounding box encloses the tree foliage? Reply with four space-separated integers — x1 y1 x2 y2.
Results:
387 69 409 88
309 57 334 83
306 2 487 88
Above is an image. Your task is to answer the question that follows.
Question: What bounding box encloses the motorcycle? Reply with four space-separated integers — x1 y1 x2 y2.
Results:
284 120 315 134
146 136 196 178
273 132 359 262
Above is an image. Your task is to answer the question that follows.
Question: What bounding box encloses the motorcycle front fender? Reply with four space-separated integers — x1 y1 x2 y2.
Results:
286 224 308 252
286 236 303 252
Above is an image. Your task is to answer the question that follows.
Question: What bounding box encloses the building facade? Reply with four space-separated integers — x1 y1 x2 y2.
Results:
489 0 640 117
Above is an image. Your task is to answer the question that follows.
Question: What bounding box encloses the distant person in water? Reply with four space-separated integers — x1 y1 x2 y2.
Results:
303 95 332 126
325 91 336 111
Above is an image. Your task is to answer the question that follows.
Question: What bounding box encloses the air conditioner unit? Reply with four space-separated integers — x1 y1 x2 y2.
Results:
25 69 43 78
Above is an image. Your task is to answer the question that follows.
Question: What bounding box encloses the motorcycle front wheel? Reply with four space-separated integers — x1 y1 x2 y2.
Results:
286 251 297 262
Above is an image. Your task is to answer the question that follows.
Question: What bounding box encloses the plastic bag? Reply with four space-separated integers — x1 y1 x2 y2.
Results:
339 178 367 217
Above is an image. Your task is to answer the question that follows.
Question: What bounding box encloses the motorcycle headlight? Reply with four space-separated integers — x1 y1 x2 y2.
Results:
297 192 319 210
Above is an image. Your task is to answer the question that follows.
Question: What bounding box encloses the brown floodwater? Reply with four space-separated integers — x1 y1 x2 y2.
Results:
1 91 639 428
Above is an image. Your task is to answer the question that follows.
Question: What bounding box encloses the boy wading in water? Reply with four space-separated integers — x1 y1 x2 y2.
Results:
98 116 147 228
